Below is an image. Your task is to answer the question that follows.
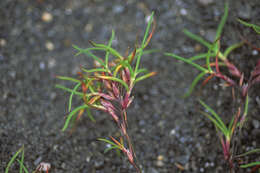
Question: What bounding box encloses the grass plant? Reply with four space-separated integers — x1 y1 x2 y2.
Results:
165 2 260 172
57 12 156 172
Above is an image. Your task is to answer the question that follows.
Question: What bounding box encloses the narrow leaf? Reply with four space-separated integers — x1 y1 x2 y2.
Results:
183 29 211 48
105 30 115 67
97 75 129 91
62 105 88 131
240 162 260 168
68 83 81 112
135 71 157 83
56 76 81 83
5 147 24 173
184 71 207 98
56 84 84 97
73 45 106 67
199 100 228 133
216 2 229 40
165 53 209 72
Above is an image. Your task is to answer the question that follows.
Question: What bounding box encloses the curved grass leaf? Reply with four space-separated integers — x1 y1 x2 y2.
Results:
86 107 95 122
135 71 157 83
189 53 215 61
104 146 120 153
240 162 260 168
224 42 244 58
183 71 207 98
105 30 115 67
98 138 121 149
89 41 123 60
73 45 106 67
97 75 129 91
68 83 81 112
56 76 81 83
5 146 24 173
165 53 209 72
81 67 109 73
135 11 154 74
56 84 84 97
199 100 228 134
183 29 211 49
62 105 88 131
16 159 29 173
236 148 260 158
238 19 260 34
200 111 228 135
216 2 229 40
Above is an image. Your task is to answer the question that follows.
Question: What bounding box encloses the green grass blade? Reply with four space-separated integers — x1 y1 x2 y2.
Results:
206 45 214 72
244 94 249 117
236 148 260 158
97 75 129 91
240 162 260 168
104 146 120 153
143 49 160 54
5 147 24 173
189 53 215 61
136 68 148 75
228 114 236 131
183 29 211 48
56 84 84 97
200 111 228 135
98 138 120 148
19 147 24 173
62 105 88 131
16 159 29 173
134 72 156 83
135 11 154 74
199 100 228 133
68 83 81 112
90 41 123 60
184 71 207 98
81 67 109 73
216 2 229 40
73 45 106 67
86 107 95 122
165 53 209 72
105 30 115 67
224 42 244 58
238 19 260 34
56 76 81 83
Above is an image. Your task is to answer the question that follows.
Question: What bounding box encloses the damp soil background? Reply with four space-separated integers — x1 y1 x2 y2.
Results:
1 0 260 172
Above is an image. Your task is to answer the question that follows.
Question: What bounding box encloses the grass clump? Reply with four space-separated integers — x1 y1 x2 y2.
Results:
166 2 260 172
57 12 156 172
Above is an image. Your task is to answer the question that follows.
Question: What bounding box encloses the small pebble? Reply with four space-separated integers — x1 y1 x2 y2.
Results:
86 156 91 162
45 41 54 51
170 129 176 136
39 62 45 69
48 58 56 68
157 155 164 161
42 12 53 22
252 50 258 56
84 23 93 32
180 8 188 16
0 38 6 47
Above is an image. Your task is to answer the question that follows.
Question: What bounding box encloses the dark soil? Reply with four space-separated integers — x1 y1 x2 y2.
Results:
1 0 260 172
